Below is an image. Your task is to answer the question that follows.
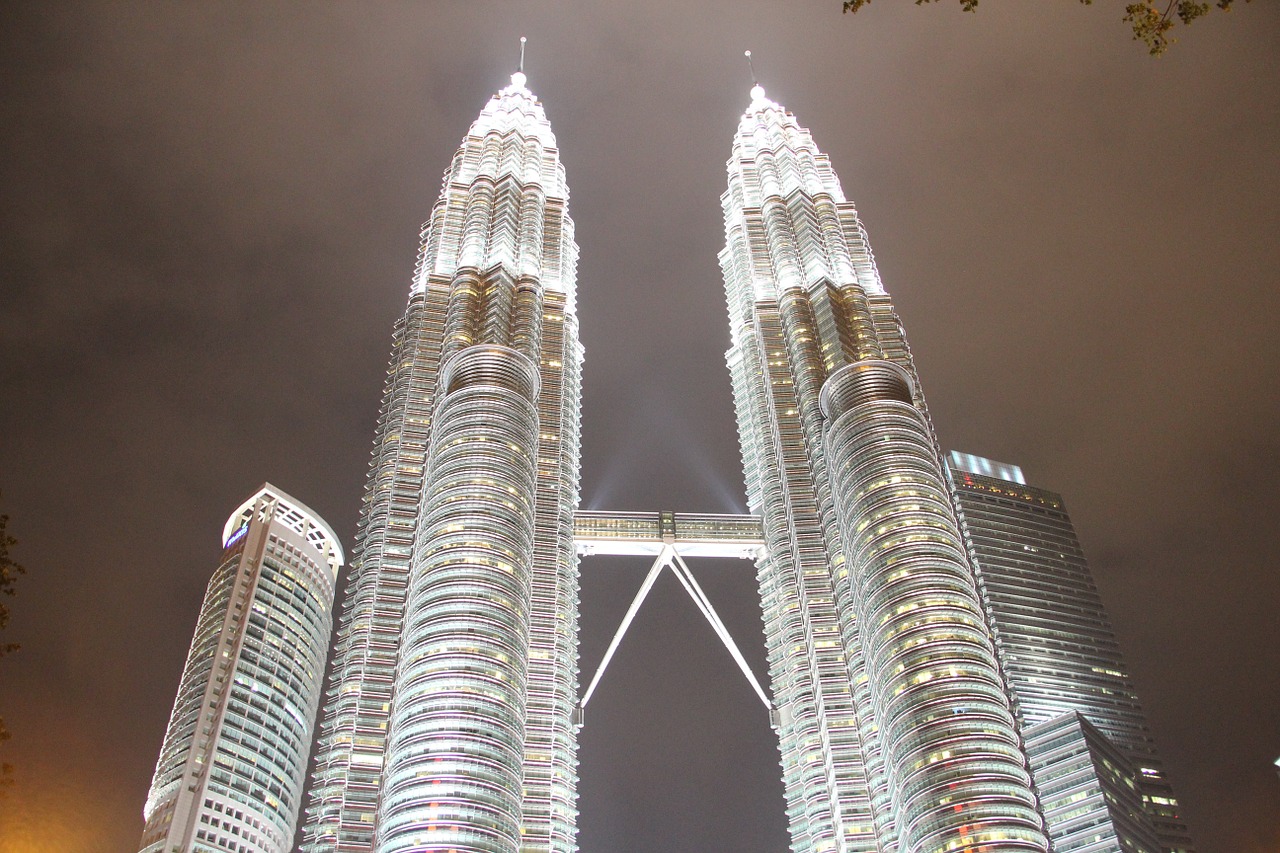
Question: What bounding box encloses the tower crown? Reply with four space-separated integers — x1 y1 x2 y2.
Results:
221 482 343 576
721 90 885 310
469 71 556 149
413 71 578 311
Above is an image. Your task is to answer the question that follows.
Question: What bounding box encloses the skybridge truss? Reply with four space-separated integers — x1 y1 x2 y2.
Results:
570 510 773 722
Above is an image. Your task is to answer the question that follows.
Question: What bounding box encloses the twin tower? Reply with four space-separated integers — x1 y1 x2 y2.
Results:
303 70 1045 853
140 67 1190 853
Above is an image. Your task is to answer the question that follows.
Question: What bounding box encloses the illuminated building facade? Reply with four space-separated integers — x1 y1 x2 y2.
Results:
301 69 584 853
946 452 1195 853
718 85 1048 853
137 485 342 853
288 62 1200 853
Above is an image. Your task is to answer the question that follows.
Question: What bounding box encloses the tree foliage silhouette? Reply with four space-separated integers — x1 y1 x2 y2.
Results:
841 1 1250 56
0 506 25 795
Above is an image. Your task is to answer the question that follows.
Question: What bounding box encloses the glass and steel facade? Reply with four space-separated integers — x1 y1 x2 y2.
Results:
278 66 1199 853
947 452 1195 853
301 71 583 853
1022 713 1162 853
137 485 342 853
719 86 1048 853
572 510 764 558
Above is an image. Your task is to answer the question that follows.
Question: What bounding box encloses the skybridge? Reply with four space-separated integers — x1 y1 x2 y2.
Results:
572 510 765 559
571 510 776 724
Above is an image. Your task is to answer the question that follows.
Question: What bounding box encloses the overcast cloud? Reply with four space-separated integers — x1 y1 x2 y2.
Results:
0 3 1276 851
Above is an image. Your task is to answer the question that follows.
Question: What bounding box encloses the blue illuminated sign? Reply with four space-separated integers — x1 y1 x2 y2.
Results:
224 524 249 548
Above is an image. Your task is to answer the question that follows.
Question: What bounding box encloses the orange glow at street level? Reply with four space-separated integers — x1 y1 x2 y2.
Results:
0 776 119 853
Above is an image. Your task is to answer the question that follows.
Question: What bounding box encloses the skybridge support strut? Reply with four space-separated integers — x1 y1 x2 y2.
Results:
669 551 772 710
578 544 773 723
579 547 670 710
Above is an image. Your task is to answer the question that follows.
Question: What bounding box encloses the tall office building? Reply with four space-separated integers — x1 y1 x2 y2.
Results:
301 68 584 853
138 485 342 853
719 85 1047 853
946 452 1195 853
290 63 1198 853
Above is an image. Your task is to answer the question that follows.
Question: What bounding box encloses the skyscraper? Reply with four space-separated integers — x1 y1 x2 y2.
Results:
293 64 1198 853
946 451 1195 853
301 68 584 853
138 484 341 853
718 84 1048 853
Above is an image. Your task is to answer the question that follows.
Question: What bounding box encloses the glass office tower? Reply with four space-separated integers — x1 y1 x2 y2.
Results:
288 64 1198 853
137 485 342 853
719 85 1048 853
301 69 583 853
947 451 1195 853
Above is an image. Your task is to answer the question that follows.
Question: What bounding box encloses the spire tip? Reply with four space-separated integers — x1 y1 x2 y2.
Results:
512 36 528 88
744 50 766 103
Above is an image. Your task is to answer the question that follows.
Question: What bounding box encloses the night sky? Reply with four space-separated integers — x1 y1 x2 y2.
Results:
1 3 1277 852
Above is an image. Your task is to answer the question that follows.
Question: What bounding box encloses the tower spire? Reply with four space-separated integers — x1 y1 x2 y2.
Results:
743 49 768 105
512 36 528 89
